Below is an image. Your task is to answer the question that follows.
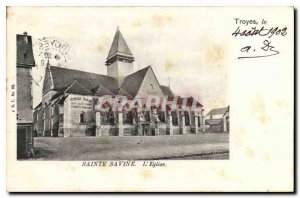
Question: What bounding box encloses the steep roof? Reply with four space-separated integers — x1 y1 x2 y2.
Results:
206 107 228 116
17 34 35 67
49 80 94 101
75 78 118 95
106 29 133 60
120 66 150 97
64 80 94 95
43 66 118 95
93 84 115 96
160 85 174 97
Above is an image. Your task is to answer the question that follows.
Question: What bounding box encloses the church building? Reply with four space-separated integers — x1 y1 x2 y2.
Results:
33 28 204 137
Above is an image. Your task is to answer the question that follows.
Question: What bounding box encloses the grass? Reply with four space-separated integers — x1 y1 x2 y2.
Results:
32 133 229 160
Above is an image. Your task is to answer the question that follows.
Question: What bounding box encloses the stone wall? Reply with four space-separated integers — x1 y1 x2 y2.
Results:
137 67 163 96
63 94 94 137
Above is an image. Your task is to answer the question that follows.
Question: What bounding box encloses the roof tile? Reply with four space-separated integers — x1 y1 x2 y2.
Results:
120 66 150 97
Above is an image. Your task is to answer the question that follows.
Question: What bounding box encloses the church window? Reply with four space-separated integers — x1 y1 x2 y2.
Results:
100 102 115 125
184 111 190 126
171 111 179 126
158 110 165 122
144 111 151 122
43 109 46 119
80 112 86 124
59 105 64 114
51 106 55 117
150 84 153 90
123 111 133 124
59 114 64 123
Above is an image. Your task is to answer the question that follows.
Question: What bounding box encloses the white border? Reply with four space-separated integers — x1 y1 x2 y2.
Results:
1 0 298 197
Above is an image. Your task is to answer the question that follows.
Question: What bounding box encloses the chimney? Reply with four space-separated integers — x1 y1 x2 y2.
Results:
23 31 28 44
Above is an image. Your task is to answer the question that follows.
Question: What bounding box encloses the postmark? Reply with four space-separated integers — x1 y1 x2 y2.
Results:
32 37 72 85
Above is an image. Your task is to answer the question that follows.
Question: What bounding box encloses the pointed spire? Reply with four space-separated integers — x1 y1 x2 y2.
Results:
46 58 50 68
106 28 134 61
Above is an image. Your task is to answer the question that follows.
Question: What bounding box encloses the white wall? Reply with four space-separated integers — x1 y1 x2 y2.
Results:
63 94 94 137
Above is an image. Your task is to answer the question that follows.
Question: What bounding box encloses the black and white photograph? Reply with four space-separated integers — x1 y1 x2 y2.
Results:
15 7 230 161
6 6 294 192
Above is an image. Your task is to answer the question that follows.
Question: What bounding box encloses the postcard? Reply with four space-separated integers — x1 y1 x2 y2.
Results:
6 6 294 192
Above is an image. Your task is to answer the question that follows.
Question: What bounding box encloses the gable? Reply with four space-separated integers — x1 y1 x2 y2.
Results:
94 84 115 96
120 66 149 97
136 67 163 97
64 80 93 96
42 67 54 95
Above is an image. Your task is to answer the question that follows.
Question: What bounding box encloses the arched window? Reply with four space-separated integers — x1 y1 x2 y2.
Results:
184 111 190 126
122 104 134 124
158 107 165 122
171 111 178 126
100 102 114 125
80 112 86 124
144 111 150 122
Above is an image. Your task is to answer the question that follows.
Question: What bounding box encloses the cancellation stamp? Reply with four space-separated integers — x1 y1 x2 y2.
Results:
34 37 71 67
32 37 72 85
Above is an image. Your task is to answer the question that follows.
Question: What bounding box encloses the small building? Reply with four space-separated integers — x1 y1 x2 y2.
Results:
17 32 35 158
205 106 229 132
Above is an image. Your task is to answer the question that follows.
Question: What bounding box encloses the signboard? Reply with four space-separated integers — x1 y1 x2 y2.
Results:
70 96 93 110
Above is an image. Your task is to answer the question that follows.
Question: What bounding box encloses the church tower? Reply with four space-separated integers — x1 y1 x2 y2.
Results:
106 28 134 86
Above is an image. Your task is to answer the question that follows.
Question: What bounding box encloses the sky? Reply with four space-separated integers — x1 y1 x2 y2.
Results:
9 7 229 113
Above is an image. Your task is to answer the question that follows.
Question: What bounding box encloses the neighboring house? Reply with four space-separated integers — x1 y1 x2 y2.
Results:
34 28 204 137
17 32 35 158
223 106 230 132
205 106 229 132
